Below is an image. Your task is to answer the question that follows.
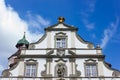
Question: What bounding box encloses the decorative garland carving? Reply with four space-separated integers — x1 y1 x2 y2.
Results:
41 64 47 76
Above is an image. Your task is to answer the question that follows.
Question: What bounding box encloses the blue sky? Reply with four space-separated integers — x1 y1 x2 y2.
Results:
0 0 120 74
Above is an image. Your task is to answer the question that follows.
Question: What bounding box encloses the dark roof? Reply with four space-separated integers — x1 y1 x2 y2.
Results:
105 61 112 67
8 50 21 59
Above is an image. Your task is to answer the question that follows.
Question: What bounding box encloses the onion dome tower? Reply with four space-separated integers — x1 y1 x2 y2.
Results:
16 32 29 49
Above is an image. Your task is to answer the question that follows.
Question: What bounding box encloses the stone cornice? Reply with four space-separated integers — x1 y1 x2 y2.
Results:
44 23 78 31
45 28 78 31
18 55 105 59
25 48 102 50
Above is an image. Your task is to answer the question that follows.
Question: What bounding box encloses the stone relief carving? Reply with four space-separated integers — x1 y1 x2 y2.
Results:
75 64 81 76
41 64 47 77
41 58 52 77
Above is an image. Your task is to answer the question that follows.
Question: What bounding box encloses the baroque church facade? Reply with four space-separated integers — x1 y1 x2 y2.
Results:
2 17 120 80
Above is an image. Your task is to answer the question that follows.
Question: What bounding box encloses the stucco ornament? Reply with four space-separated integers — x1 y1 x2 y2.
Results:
57 49 65 56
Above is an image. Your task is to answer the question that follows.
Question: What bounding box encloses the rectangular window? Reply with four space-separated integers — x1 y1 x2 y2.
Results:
85 64 97 77
25 64 37 77
56 38 66 48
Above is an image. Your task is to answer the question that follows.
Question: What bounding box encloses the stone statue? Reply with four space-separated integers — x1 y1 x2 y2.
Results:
57 65 65 77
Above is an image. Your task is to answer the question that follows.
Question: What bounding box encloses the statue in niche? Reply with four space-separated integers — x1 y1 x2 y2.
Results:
57 64 65 77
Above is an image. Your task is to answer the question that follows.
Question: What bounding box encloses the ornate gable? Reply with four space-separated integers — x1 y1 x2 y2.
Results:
45 17 78 31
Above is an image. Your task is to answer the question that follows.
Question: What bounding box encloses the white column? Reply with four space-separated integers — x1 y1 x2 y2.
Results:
46 58 52 75
73 62 76 74
70 62 72 74
70 58 76 75
46 62 50 74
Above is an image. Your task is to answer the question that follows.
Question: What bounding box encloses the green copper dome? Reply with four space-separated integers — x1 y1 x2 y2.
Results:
16 33 29 48
17 35 29 44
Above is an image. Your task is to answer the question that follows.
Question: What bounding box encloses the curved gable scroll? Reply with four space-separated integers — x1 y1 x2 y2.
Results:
29 34 47 49
75 33 94 49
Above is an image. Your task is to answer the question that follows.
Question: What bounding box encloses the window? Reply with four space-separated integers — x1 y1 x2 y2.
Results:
85 64 97 77
25 64 37 77
56 38 66 48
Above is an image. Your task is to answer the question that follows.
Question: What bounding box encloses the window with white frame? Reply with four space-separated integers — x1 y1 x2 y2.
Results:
25 64 37 77
85 64 97 77
56 38 66 48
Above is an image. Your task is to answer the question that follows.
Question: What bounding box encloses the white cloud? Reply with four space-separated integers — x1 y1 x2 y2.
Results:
27 12 50 33
80 0 96 30
0 0 50 74
84 0 96 14
0 65 4 74
100 17 119 48
82 19 95 29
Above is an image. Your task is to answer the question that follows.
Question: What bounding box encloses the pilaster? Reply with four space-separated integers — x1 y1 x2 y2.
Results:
69 58 76 75
98 61 104 77
46 58 52 75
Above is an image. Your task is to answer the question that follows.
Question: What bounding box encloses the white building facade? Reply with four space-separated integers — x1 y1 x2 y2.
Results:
2 17 120 80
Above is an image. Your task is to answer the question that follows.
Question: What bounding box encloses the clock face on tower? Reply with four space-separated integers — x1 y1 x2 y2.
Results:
57 49 65 56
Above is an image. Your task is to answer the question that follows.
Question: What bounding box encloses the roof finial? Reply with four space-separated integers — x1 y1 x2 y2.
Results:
16 32 29 49
96 44 101 49
58 17 65 23
23 32 26 39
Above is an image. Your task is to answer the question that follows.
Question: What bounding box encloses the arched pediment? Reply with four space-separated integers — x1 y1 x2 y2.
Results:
85 58 96 63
